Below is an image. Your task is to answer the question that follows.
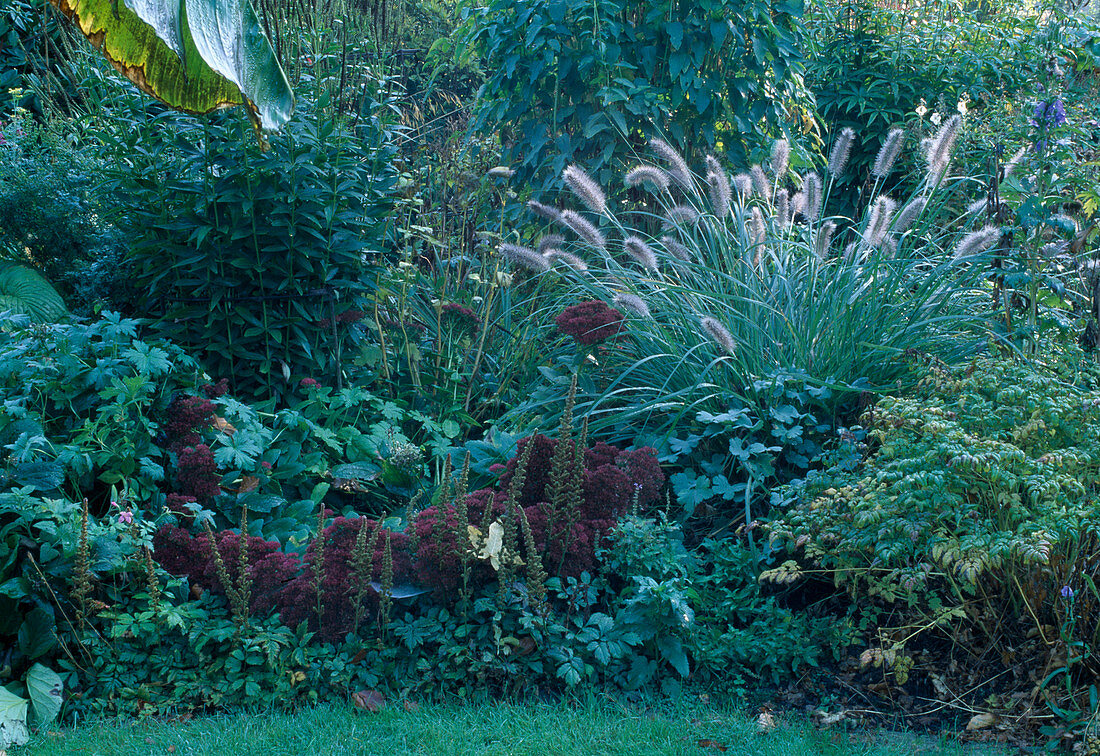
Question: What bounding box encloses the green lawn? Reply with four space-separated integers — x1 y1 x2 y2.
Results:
17 699 1009 756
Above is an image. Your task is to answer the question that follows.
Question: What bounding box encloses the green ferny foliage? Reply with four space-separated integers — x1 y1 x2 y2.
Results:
455 0 808 194
770 349 1100 605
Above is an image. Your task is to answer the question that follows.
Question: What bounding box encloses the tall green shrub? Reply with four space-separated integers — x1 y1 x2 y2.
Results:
93 94 397 402
453 0 808 194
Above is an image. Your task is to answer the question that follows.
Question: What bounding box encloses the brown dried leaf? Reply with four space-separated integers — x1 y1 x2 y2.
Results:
697 739 727 751
966 712 998 731
756 712 776 733
352 689 385 713
212 415 236 436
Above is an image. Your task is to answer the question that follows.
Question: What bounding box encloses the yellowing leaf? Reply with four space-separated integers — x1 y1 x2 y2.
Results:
966 712 997 731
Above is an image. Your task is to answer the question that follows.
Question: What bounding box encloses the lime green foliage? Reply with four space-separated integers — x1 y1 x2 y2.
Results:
48 0 292 130
0 262 67 322
21 700 1013 756
455 0 808 193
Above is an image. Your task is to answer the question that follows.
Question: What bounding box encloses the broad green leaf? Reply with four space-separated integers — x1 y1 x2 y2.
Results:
0 262 67 322
0 687 29 748
182 0 293 130
26 663 63 725
47 0 292 130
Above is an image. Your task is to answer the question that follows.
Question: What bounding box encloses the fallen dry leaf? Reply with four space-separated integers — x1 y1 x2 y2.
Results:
237 475 259 493
212 415 236 435
756 712 776 733
352 689 385 713
697 738 728 751
966 712 998 731
403 700 420 712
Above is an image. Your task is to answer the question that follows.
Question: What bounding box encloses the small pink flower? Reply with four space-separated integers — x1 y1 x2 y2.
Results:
300 378 320 389
118 510 134 525
261 461 273 470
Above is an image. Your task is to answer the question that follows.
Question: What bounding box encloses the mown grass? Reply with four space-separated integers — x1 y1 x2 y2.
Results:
18 698 1009 756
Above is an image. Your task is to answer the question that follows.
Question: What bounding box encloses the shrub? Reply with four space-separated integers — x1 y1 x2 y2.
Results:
768 345 1100 707
454 0 809 194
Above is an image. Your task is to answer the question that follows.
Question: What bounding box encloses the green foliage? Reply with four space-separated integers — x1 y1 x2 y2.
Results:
453 0 809 194
92 91 397 402
768 345 1100 717
805 0 1043 201
0 262 67 322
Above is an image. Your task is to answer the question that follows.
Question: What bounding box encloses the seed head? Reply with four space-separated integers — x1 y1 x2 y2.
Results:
663 205 701 228
705 156 732 218
700 316 736 355
660 235 693 262
613 292 651 318
649 138 693 191
732 173 753 203
537 234 566 254
770 139 790 184
499 243 550 273
624 165 672 191
487 166 515 179
545 250 589 271
751 164 770 200
562 165 607 215
954 225 1001 259
815 220 836 260
791 191 806 221
557 209 607 251
775 189 790 228
802 172 823 220
528 200 562 222
750 206 766 247
1002 146 1027 180
827 127 855 176
623 236 659 273
862 196 897 247
893 199 926 233
925 115 962 185
872 128 905 178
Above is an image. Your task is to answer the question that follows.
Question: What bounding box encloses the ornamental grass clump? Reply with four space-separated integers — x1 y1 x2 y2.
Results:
499 129 992 438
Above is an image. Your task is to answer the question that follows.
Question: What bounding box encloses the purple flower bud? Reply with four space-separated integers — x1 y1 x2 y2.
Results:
1061 585 1074 599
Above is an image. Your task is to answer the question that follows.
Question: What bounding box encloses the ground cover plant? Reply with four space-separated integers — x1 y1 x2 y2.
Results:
2 0 1100 750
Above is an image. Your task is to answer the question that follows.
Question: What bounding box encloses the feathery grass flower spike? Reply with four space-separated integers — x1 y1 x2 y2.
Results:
954 225 1001 259
557 209 607 251
815 220 836 259
732 173 753 203
750 206 766 247
613 292 651 318
776 190 790 228
863 196 896 247
770 139 790 184
1003 146 1027 180
538 234 566 254
925 114 961 184
705 155 732 218
660 235 693 261
500 243 550 272
623 236 659 272
562 165 607 215
893 199 925 233
751 164 770 200
827 127 855 176
872 128 905 178
625 165 671 191
664 205 701 228
528 200 561 222
802 172 822 219
701 316 737 355
649 138 693 190
546 250 589 271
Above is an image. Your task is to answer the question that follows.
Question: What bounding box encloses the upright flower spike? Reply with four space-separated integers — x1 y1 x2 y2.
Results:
732 173 753 204
537 234 566 254
827 127 855 176
705 156 732 218
562 165 607 215
815 220 837 260
663 205 701 228
649 138 693 191
862 196 897 248
770 139 790 186
528 200 562 222
872 128 906 178
751 164 770 200
775 190 790 229
925 114 962 184
802 172 823 220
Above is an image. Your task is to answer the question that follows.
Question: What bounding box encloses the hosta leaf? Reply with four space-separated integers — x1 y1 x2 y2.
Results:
0 687 29 748
0 262 67 322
